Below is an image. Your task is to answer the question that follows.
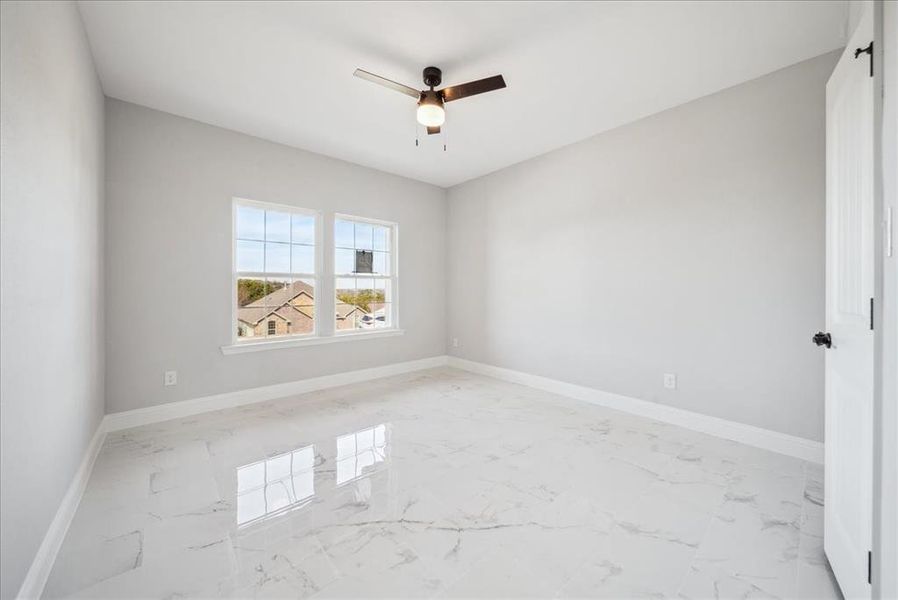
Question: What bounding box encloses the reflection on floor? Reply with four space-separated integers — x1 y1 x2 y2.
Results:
44 367 842 598
237 444 317 527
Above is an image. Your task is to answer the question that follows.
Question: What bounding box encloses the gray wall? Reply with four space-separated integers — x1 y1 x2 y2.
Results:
104 100 447 414
447 51 839 443
0 2 106 598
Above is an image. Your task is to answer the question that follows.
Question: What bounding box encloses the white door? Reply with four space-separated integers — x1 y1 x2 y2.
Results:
823 9 875 600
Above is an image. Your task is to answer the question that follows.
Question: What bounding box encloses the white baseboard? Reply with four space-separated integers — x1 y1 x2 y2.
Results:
103 355 449 432
104 352 823 458
447 356 824 464
16 421 107 600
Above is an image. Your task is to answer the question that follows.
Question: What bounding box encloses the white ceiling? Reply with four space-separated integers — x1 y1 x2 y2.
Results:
77 1 847 188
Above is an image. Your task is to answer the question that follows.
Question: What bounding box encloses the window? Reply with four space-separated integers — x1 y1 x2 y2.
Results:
234 199 317 342
334 216 396 332
225 202 402 353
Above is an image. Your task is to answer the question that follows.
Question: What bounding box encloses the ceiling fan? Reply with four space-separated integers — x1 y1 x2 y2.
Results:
353 66 506 135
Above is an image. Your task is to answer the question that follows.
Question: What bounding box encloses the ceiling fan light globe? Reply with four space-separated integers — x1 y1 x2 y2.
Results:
416 103 445 127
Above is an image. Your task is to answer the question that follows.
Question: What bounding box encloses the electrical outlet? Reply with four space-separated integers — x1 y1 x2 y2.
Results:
164 370 178 386
452 337 459 348
663 373 677 390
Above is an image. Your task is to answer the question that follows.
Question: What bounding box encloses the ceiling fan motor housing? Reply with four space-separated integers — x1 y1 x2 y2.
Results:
419 90 443 106
423 66 442 89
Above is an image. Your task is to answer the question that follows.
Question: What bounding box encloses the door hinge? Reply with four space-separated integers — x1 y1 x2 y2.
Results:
870 298 874 330
868 550 872 584
855 42 873 77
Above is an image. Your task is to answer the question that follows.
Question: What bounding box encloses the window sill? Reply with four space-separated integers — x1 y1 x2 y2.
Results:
221 329 405 355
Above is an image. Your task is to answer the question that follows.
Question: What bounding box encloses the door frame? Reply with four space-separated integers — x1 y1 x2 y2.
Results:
871 2 897 599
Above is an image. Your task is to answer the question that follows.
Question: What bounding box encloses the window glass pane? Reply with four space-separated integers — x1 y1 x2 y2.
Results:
336 277 359 331
336 277 356 291
372 279 389 328
353 282 377 330
373 251 389 275
269 277 291 338
335 248 354 274
374 278 391 302
237 277 282 339
373 304 390 328
265 210 291 243
236 206 265 241
291 244 314 274
290 279 315 308
335 219 354 248
236 240 264 272
237 277 271 309
350 283 374 313
265 242 290 273
287 279 315 336
336 277 358 309
336 303 361 331
373 226 389 251
354 222 374 250
291 214 315 245
265 277 290 305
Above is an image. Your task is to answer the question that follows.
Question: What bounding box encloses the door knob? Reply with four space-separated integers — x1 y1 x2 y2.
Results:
813 332 832 348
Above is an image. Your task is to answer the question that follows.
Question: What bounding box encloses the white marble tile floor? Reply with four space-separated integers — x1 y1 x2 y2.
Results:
43 368 842 599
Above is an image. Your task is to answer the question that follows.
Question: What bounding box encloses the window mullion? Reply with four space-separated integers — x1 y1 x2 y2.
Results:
318 212 336 337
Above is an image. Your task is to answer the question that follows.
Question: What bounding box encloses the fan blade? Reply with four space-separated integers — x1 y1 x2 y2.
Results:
426 126 441 135
440 75 506 102
353 69 420 99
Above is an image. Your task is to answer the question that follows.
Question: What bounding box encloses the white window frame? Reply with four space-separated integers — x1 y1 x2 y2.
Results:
333 213 399 336
222 201 403 354
230 197 321 346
